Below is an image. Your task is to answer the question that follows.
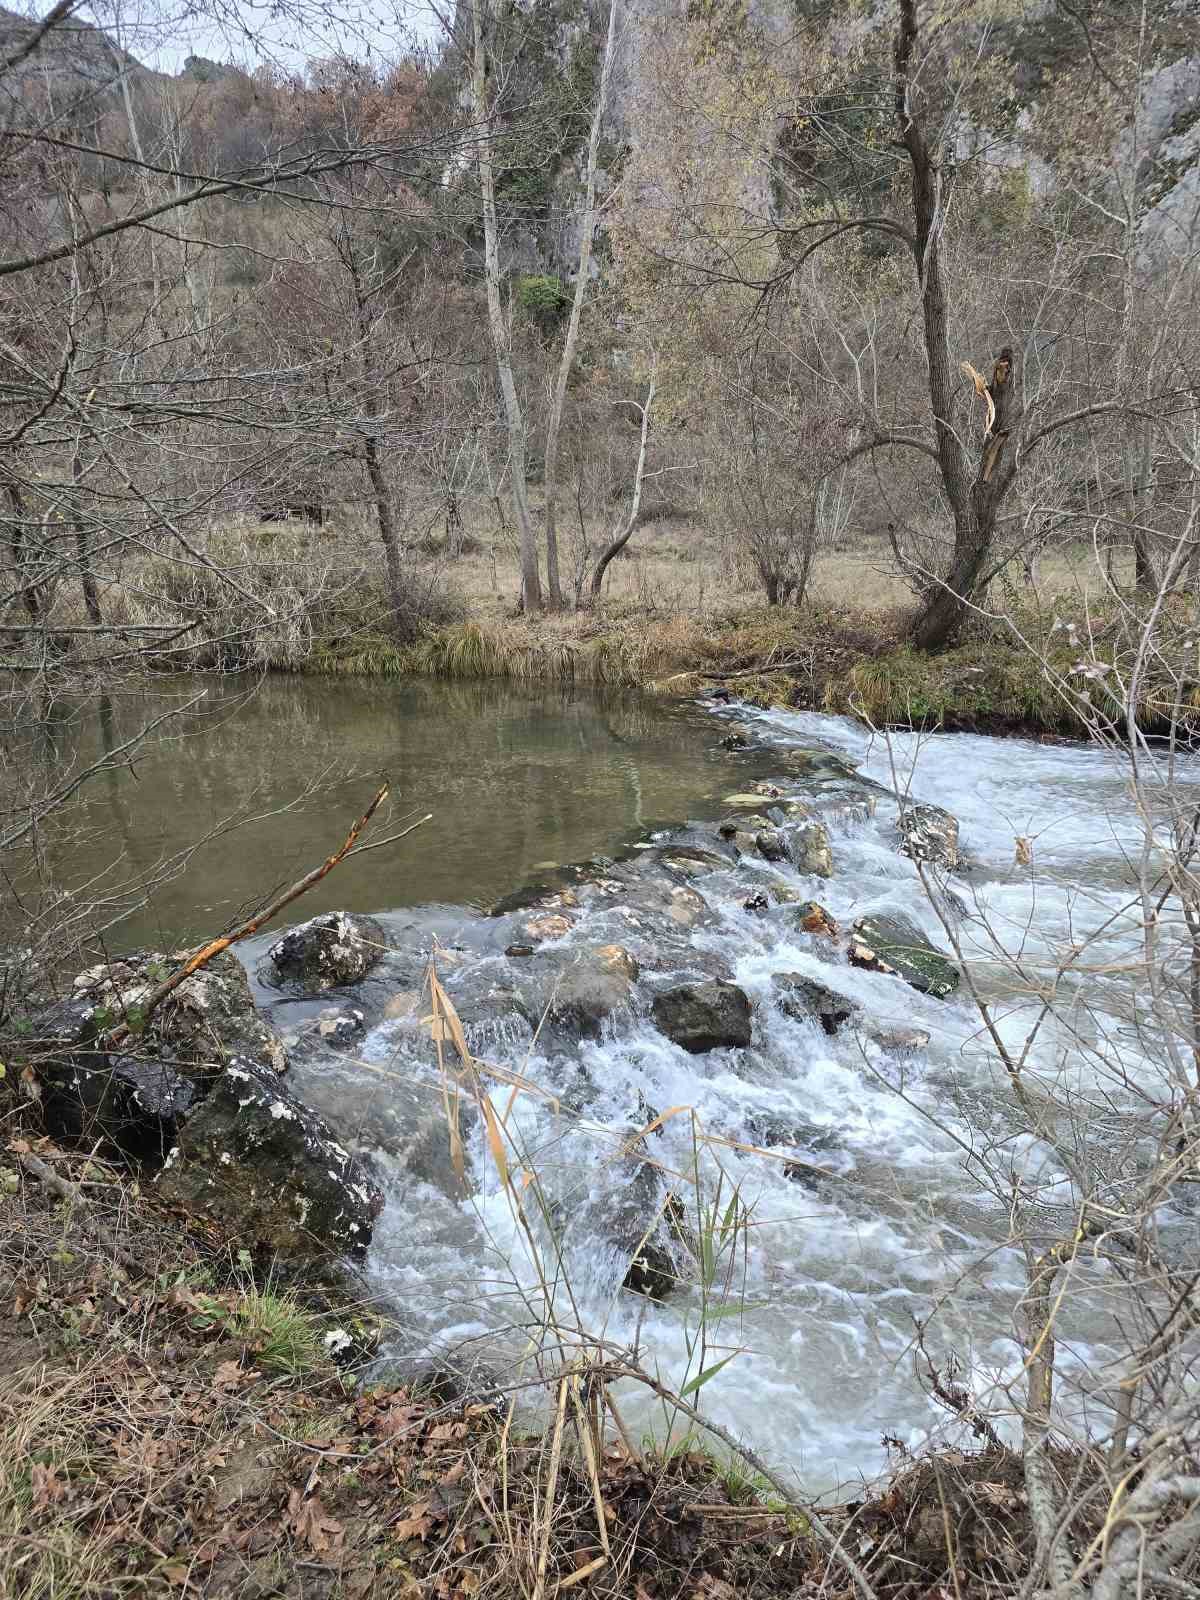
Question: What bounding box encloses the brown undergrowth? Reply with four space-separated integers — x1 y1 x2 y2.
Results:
0 1130 1116 1600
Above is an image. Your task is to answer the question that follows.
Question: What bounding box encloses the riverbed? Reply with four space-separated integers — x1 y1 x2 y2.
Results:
29 679 1200 1493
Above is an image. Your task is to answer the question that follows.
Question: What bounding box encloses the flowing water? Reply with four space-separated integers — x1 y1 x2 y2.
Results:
25 678 1200 1492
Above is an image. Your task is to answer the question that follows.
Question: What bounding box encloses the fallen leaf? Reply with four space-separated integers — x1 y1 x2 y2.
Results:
213 1360 245 1391
31 1463 66 1510
392 1500 435 1542
287 1488 345 1553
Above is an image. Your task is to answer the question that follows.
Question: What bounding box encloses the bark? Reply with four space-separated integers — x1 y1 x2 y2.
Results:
896 0 1018 653
471 0 541 612
590 377 655 599
365 434 406 623
543 0 620 611
71 441 102 626
4 479 39 619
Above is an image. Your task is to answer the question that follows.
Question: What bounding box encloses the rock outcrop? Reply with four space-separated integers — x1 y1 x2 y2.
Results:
156 1057 383 1260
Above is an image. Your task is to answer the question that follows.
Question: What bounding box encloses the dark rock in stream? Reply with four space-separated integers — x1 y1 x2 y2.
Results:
850 912 960 999
783 900 840 938
543 944 639 1039
265 911 386 992
156 1056 383 1260
771 973 860 1035
651 980 752 1053
755 827 790 863
896 803 962 871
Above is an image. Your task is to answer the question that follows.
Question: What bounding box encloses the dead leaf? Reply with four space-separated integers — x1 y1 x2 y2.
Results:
392 1500 435 1542
286 1488 345 1553
31 1463 66 1510
213 1360 245 1391
1014 836 1033 867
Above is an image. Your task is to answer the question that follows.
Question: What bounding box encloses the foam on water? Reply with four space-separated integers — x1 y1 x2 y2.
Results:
353 708 1200 1493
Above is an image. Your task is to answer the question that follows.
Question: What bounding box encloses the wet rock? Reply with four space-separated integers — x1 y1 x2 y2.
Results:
522 913 573 943
656 846 730 878
755 828 790 863
266 911 385 992
720 732 749 751
651 980 752 1053
316 1008 364 1049
567 1134 681 1301
545 944 639 1040
156 1056 383 1260
505 943 535 958
788 900 839 937
769 883 805 905
791 822 833 877
771 973 860 1036
290 1073 475 1200
849 913 959 999
30 952 286 1163
897 803 962 870
743 892 770 913
382 989 421 1021
868 1024 932 1053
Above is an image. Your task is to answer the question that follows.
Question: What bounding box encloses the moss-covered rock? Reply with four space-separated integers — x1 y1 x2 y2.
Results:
850 913 959 999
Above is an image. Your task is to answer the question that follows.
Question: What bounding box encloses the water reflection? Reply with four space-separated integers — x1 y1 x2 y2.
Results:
12 675 739 947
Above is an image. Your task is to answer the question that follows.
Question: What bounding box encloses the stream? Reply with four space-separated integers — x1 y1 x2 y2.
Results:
30 679 1200 1491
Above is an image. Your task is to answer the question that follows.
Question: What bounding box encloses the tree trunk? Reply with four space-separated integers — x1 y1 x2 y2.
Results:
543 0 620 612
896 0 1011 654
471 0 541 613
365 435 406 625
4 479 39 619
71 441 101 625
590 377 655 599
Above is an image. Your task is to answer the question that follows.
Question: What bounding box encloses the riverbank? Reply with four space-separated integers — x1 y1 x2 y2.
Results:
307 600 1191 741
0 1063 1092 1600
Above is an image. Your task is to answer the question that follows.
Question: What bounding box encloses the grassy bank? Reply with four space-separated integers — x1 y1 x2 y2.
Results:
305 600 1197 741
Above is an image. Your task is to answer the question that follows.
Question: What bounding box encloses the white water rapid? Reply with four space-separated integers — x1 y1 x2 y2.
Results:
280 707 1200 1494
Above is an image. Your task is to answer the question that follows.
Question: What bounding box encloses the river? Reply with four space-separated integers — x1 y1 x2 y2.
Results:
24 678 1200 1493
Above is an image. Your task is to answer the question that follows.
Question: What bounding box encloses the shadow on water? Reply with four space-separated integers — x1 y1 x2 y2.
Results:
15 674 763 948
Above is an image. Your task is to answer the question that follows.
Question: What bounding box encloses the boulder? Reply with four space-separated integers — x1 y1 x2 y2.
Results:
30 951 286 1162
545 944 639 1039
771 973 860 1036
266 911 385 992
315 1008 365 1049
651 980 752 1053
791 822 833 877
897 803 961 870
40 1052 201 1165
849 913 959 999
755 828 790 863
868 1024 932 1053
156 1056 383 1260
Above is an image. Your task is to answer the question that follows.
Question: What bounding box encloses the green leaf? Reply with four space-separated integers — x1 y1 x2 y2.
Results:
679 1352 737 1398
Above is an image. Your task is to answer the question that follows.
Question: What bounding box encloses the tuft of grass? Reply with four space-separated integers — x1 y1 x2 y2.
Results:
191 1283 333 1376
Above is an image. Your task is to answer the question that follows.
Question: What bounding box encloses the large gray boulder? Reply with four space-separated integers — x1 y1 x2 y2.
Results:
156 1056 384 1260
544 944 639 1040
849 913 959 999
791 822 833 877
265 911 386 992
651 980 752 1053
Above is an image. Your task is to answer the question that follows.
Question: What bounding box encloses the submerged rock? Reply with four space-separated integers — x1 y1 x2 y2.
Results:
849 913 960 999
266 911 385 992
316 1008 365 1048
791 822 833 877
156 1056 383 1260
868 1023 932 1053
897 803 962 870
651 980 752 1053
771 973 860 1035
